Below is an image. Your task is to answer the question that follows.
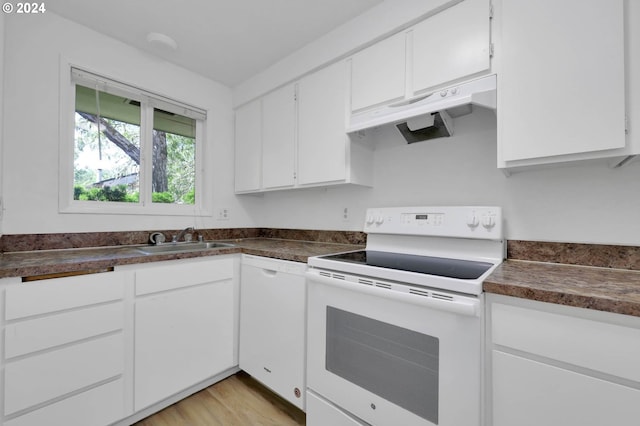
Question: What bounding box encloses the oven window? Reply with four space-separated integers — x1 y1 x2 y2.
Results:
326 307 439 424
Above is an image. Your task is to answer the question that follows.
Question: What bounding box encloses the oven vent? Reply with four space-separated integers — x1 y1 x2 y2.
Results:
432 292 454 302
358 279 374 286
375 282 392 290
318 271 346 281
409 288 431 297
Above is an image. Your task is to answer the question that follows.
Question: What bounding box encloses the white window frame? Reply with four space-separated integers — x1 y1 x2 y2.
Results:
59 62 211 216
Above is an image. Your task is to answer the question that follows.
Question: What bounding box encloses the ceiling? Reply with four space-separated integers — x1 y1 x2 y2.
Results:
45 0 384 87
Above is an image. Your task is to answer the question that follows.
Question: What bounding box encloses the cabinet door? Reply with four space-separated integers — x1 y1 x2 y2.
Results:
262 84 296 189
498 0 625 163
234 99 262 192
297 61 349 186
350 32 406 112
412 0 491 94
134 280 236 411
493 351 640 426
239 261 306 409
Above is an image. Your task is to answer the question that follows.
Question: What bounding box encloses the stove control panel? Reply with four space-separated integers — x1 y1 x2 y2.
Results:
364 206 503 239
400 212 445 226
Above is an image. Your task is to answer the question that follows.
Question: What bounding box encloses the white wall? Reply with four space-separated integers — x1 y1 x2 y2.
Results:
0 11 4 236
251 109 640 245
234 0 458 107
3 5 640 246
1 12 256 234
235 0 640 246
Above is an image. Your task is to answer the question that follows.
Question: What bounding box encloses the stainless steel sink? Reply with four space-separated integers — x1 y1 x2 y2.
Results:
136 241 235 255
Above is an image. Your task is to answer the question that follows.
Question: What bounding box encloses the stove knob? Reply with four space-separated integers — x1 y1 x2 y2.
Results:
482 214 495 229
375 215 385 225
366 215 375 225
467 213 479 228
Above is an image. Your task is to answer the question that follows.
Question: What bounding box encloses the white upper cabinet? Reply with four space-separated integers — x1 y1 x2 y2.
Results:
411 0 491 94
262 84 296 189
234 61 372 194
496 0 635 169
234 84 297 193
234 99 262 193
348 0 492 115
299 61 353 186
350 32 406 112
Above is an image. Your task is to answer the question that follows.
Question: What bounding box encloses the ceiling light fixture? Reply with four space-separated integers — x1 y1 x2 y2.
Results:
146 32 178 50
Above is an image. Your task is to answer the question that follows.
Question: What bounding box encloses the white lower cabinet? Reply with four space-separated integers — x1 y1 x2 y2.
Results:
239 255 307 409
1 272 128 426
133 256 238 411
487 294 640 426
4 379 125 426
0 255 240 426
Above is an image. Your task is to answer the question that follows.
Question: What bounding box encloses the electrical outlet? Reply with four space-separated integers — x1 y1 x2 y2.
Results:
342 207 349 222
216 208 230 221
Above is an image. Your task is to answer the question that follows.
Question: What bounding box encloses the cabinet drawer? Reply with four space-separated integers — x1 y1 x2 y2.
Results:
5 271 124 320
493 351 640 426
5 302 124 359
4 333 124 415
4 379 126 426
135 257 234 295
492 302 640 382
307 391 364 426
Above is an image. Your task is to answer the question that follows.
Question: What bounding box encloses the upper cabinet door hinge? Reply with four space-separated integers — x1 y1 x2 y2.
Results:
489 43 495 58
625 114 629 134
489 2 494 19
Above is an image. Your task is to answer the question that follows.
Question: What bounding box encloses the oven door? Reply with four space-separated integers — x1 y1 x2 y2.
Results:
307 271 483 426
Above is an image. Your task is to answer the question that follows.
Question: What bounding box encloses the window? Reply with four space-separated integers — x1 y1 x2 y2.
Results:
61 67 207 215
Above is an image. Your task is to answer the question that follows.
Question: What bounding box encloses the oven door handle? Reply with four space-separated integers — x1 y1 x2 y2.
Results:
307 272 480 317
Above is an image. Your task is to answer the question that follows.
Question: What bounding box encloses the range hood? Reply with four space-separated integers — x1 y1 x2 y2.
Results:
347 75 496 142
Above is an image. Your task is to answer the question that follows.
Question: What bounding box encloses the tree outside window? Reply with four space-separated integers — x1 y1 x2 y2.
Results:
73 83 197 205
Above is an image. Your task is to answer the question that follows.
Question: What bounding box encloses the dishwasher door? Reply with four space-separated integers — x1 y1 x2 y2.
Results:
239 254 307 409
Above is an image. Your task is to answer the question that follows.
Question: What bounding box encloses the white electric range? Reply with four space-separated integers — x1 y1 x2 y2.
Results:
306 206 504 426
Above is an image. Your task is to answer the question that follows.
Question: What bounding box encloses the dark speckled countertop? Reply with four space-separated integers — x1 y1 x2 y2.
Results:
485 261 640 317
485 240 640 317
0 238 363 280
3 231 640 318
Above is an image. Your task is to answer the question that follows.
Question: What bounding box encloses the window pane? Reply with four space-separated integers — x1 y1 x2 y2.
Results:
74 85 141 203
152 108 196 204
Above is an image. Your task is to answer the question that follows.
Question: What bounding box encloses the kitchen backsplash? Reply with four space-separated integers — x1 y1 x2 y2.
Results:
508 240 640 270
0 228 366 252
2 230 639 271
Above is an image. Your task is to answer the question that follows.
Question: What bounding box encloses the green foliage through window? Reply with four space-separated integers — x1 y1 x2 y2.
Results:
73 82 198 206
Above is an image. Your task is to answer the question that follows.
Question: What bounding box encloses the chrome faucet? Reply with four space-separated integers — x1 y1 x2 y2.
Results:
172 227 194 243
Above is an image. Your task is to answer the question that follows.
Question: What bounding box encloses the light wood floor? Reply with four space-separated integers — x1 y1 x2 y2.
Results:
134 372 306 426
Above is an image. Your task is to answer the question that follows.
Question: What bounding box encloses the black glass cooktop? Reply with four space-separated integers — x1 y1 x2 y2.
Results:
321 250 493 280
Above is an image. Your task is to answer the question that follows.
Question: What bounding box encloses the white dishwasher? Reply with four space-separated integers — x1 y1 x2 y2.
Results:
239 254 307 410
